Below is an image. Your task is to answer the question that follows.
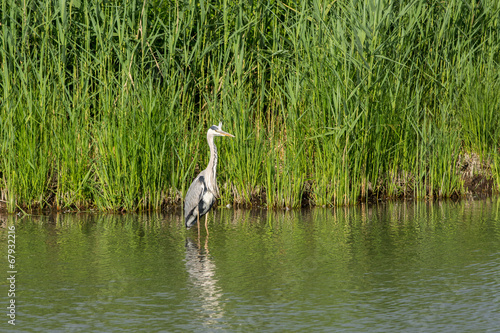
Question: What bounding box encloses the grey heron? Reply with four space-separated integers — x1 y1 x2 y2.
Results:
184 122 234 232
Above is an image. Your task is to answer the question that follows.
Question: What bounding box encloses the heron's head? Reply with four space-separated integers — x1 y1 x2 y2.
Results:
208 122 235 138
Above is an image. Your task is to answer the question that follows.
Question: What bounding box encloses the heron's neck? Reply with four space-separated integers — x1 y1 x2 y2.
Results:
206 134 218 192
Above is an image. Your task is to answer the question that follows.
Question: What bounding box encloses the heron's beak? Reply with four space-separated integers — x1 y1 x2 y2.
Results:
217 130 235 138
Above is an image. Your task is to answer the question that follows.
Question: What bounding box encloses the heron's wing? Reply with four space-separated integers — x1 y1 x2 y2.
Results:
184 174 205 219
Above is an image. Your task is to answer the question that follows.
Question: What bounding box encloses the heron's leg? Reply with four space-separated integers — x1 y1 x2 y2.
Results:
197 211 200 239
205 211 209 236
204 235 209 254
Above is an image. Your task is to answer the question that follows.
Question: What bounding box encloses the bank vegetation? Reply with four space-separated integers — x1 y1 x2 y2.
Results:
1 0 500 212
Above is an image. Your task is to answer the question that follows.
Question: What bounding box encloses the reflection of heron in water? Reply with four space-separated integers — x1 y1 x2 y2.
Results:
184 237 225 327
184 122 234 236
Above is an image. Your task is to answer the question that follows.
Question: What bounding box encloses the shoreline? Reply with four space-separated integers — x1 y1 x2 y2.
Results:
1 163 496 215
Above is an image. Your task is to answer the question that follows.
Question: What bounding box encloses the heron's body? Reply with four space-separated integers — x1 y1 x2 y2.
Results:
184 174 217 228
184 123 234 230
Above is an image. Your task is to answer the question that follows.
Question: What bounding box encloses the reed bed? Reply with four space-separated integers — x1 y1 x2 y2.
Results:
1 0 499 212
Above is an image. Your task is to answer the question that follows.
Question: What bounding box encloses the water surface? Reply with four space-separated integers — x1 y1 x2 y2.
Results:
1 199 500 332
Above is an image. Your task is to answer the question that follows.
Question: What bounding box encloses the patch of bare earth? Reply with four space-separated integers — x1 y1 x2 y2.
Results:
459 153 495 196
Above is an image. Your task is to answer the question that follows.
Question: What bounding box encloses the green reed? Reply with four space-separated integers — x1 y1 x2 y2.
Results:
1 0 499 212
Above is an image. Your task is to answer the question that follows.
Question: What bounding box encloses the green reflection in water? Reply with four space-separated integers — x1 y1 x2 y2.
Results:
1 198 499 332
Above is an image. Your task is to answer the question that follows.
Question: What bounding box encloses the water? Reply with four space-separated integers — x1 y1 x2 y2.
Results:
1 199 500 332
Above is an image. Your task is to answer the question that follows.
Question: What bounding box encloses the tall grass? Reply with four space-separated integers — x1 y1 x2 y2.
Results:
1 0 499 212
